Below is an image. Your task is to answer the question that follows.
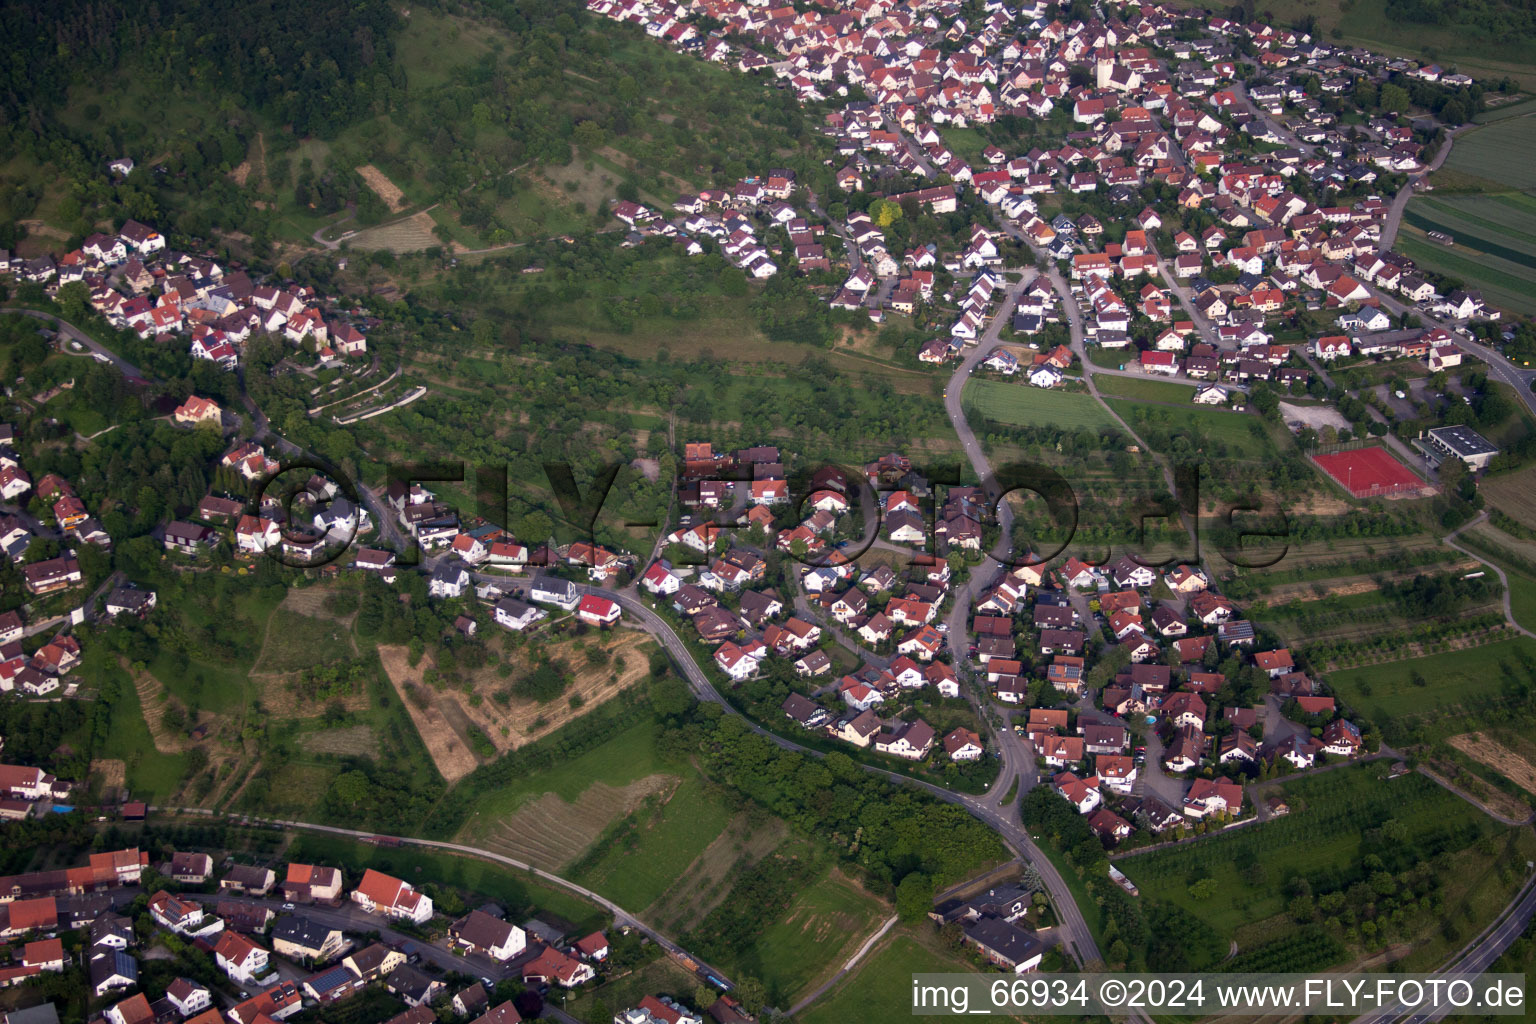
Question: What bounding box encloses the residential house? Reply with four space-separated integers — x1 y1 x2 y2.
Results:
351 869 433 924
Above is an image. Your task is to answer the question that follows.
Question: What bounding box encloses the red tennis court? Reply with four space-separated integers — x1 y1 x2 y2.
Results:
1313 447 1424 499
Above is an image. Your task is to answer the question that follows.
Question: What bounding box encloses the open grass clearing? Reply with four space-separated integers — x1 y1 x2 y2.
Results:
1481 464 1536 529
94 659 188 803
1106 398 1276 460
572 773 733 910
298 724 378 757
253 607 355 674
646 814 791 933
454 720 672 844
752 866 890 1004
480 775 678 872
279 583 360 623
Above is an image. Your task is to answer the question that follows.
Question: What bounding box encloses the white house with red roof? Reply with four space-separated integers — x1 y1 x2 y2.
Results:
641 562 682 596
351 868 433 924
235 515 280 554
1051 772 1101 814
521 945 594 987
1183 777 1243 818
714 641 760 682
173 396 222 426
0 466 29 504
577 594 621 627
214 930 270 985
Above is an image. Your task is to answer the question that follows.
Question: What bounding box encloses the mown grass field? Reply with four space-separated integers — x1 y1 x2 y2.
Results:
87 649 188 802
1105 398 1275 459
1328 637 1536 741
1093 375 1199 404
797 931 1014 1024
964 379 1117 430
1481 464 1536 528
1117 767 1512 964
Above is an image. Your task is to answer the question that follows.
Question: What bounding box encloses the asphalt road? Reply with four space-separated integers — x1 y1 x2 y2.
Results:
158 808 737 991
1 306 147 382
1352 872 1536 1024
1377 124 1465 254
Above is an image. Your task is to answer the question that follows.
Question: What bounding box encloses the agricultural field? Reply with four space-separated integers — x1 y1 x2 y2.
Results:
1327 638 1536 744
797 930 1014 1024
1400 192 1536 316
1117 767 1527 970
1442 116 1536 190
344 211 445 254
450 720 703 871
964 379 1117 431
1261 578 1502 655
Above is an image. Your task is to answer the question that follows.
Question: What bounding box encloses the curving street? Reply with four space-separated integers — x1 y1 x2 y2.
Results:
33 289 1536 1017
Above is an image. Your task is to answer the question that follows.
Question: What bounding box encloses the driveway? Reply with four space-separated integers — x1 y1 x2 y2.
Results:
1137 731 1187 808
